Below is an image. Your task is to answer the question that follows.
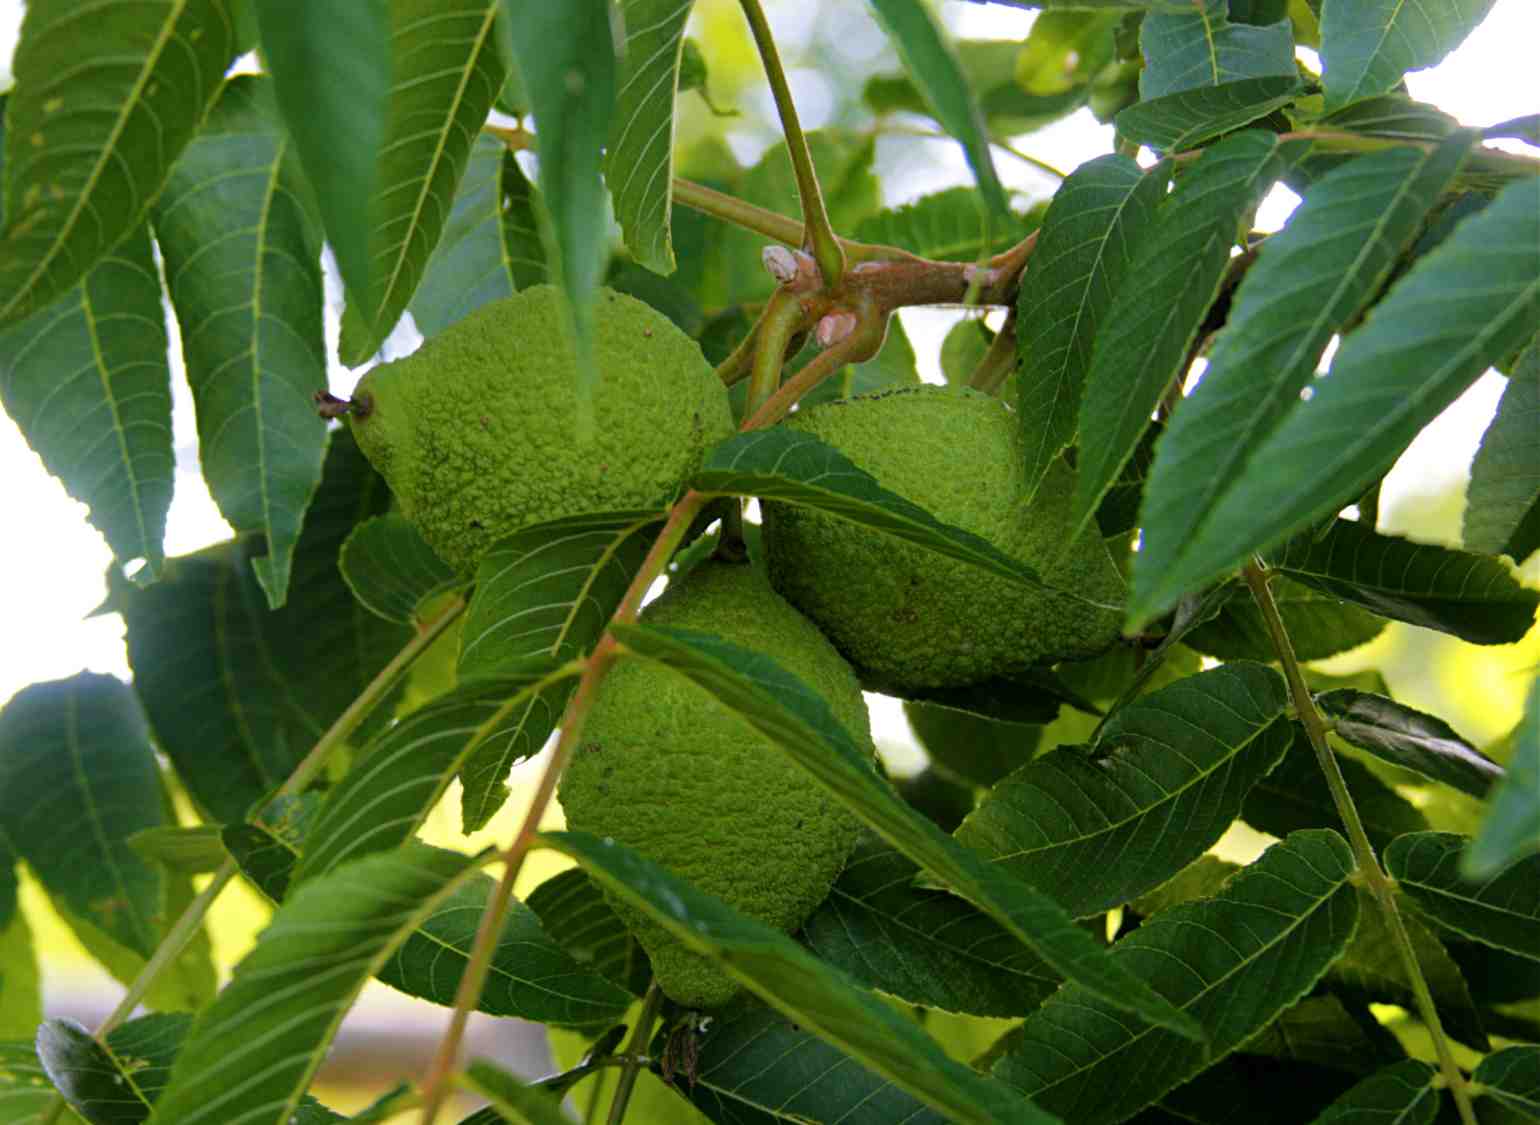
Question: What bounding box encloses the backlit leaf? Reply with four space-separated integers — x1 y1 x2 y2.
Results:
1320 0 1497 111
0 0 237 321
153 76 329 609
1463 339 1540 564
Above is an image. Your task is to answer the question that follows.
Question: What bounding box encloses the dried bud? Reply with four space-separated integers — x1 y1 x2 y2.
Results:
815 311 858 349
762 245 800 284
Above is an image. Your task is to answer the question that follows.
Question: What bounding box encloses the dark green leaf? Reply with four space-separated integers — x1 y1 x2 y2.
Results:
855 187 1030 264
1241 995 1396 1077
1464 677 1540 879
499 0 616 429
1329 888 1488 1052
607 0 696 275
1135 1055 1358 1125
0 674 164 957
1318 689 1502 799
337 0 505 360
1184 578 1386 662
1266 520 1539 647
1017 155 1168 498
1075 131 1305 534
1115 75 1301 150
0 0 237 321
251 0 389 315
1386 832 1540 964
338 514 461 625
127 827 227 875
1464 339 1540 563
993 831 1359 1125
609 621 1202 1041
37 1014 190 1124
459 510 666 679
694 428 1093 601
956 662 1292 917
294 670 572 884
904 700 1043 787
800 835 1060 1017
146 846 484 1125
1308 1059 1439 1124
1131 135 1475 626
867 0 1010 219
0 222 173 580
153 75 329 608
110 431 409 823
1140 0 1295 98
1242 731 1430 853
1318 94 1459 142
1139 175 1540 601
545 830 1053 1125
458 1060 571 1125
525 868 650 997
658 998 948 1124
1320 0 1497 111
1473 1047 1540 1120
409 135 546 337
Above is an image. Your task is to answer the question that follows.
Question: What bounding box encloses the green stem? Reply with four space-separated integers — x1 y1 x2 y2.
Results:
606 984 665 1125
747 290 809 413
671 177 806 248
737 0 846 288
745 304 888 429
1241 563 1478 1125
416 498 707 1125
967 315 1018 395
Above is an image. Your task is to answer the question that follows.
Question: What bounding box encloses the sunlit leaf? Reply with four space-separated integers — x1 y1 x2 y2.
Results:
153 76 329 609
1320 0 1497 111
1465 677 1540 879
0 898 40 1039
1016 155 1168 499
957 663 1292 917
610 621 1202 1041
1388 833 1540 964
1463 339 1540 564
607 0 697 275
339 0 505 360
0 224 173 580
1139 176 1540 603
1132 135 1474 626
0 0 237 321
993 831 1359 1124
1075 131 1305 536
128 827 228 875
498 0 616 432
546 830 1055 1125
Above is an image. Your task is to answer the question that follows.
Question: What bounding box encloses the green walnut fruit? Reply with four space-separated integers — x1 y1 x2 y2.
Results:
347 285 734 570
558 560 870 1008
761 385 1125 691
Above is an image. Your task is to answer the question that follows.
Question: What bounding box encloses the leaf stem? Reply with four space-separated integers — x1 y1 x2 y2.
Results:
747 290 810 411
605 984 665 1125
1241 562 1478 1125
416 497 707 1125
744 305 888 429
736 0 847 288
967 313 1018 395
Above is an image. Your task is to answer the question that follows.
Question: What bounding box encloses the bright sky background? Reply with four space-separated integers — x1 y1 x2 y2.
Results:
0 0 1536 720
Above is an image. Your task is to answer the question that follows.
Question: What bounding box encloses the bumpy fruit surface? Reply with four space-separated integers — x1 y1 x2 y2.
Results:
347 285 734 570
762 385 1124 690
558 560 871 1008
